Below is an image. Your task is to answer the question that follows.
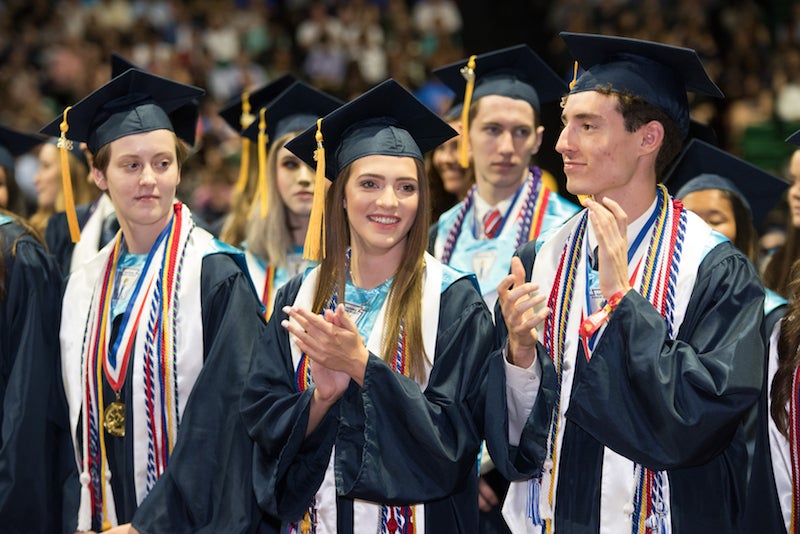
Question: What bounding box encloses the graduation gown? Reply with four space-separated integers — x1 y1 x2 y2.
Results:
0 216 69 533
740 291 787 533
46 193 116 276
61 215 275 533
241 256 495 533
497 206 765 533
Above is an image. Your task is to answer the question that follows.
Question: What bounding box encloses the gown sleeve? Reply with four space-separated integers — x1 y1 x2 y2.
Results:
484 240 558 481
0 230 67 533
565 241 765 470
131 253 275 534
242 276 495 521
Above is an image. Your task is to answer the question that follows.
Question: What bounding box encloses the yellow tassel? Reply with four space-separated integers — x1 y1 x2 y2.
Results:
304 118 326 261
458 54 477 169
235 92 255 193
58 106 81 243
257 107 269 218
569 61 579 90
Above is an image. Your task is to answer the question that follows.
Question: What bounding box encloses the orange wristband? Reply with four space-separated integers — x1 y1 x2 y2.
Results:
579 289 628 338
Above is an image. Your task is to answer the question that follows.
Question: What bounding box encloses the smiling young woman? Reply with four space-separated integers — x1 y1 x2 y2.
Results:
241 79 497 534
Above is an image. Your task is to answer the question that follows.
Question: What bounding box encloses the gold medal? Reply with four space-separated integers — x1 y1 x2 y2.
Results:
104 392 125 437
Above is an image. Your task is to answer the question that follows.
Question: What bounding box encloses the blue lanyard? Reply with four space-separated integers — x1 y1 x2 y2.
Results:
582 197 660 348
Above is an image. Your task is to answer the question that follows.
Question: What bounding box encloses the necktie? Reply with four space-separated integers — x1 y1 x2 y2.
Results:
483 208 502 239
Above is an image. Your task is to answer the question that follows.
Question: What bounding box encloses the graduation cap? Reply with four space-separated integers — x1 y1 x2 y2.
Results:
240 81 342 219
40 69 204 242
0 125 45 172
786 129 800 146
40 68 204 153
665 138 787 230
108 52 201 147
110 52 136 77
218 74 297 195
560 32 724 138
433 45 567 167
285 78 457 260
218 74 296 134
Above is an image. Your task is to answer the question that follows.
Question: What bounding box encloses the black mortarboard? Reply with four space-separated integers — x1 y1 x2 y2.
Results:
286 79 457 181
240 81 342 219
665 138 787 230
433 45 566 115
560 32 723 138
40 68 204 153
241 81 342 143
0 125 45 171
285 79 457 260
108 52 200 147
218 74 296 134
786 129 800 146
110 52 136 77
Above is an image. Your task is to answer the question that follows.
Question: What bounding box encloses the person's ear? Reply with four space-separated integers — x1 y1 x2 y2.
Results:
92 166 108 191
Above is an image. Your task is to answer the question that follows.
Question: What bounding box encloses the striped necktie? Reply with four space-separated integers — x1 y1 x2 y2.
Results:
483 208 502 239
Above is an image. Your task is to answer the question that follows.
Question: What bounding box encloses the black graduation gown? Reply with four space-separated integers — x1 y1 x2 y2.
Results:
0 221 70 533
741 299 788 533
241 273 496 533
495 239 765 532
67 253 277 533
46 202 96 276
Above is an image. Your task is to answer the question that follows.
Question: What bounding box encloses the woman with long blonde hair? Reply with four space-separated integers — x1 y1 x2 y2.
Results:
238 81 341 318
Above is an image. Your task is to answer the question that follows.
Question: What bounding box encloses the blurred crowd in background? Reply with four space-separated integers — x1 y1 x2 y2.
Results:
1 0 799 230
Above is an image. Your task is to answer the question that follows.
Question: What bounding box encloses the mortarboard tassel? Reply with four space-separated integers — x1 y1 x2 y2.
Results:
569 61 579 90
257 107 269 218
235 92 255 193
304 118 326 261
458 55 477 169
58 106 81 243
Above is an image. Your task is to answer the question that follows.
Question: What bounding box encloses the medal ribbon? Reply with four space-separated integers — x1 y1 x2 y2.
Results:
81 203 190 530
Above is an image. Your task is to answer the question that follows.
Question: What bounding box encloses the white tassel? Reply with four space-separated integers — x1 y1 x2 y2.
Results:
77 471 91 531
539 459 554 521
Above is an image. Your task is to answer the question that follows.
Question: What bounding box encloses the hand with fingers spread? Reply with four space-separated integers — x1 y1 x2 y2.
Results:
582 196 632 299
496 256 550 368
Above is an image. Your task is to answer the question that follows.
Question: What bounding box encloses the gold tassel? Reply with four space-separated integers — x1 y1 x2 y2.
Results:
235 92 255 193
58 106 81 243
257 107 269 218
569 61 579 90
303 118 326 261
458 54 477 169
